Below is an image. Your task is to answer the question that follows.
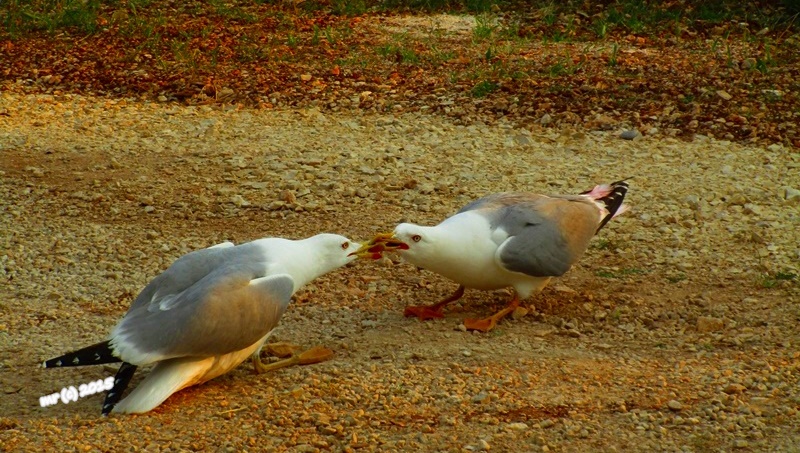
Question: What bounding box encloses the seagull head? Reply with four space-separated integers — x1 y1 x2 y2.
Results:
311 234 363 268
349 223 435 261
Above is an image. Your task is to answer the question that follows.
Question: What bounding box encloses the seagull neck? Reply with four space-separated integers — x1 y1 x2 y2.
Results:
281 238 333 290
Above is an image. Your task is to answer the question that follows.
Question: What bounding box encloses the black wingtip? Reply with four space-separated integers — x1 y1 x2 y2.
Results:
101 362 138 416
44 340 122 368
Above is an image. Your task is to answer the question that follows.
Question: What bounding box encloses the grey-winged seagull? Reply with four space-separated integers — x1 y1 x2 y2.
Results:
44 233 361 414
351 180 630 332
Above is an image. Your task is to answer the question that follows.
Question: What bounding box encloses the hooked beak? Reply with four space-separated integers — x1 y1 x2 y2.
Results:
349 232 409 260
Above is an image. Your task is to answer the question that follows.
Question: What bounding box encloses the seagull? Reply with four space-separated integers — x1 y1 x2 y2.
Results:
43 233 361 415
351 180 630 332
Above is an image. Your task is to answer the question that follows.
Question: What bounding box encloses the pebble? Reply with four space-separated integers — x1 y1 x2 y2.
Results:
511 306 529 320
724 384 747 395
620 129 642 140
696 316 724 333
667 400 683 411
506 422 529 431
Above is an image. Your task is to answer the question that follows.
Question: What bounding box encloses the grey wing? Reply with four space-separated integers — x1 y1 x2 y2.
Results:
127 241 236 312
494 207 575 277
110 265 294 365
492 200 598 277
456 193 512 214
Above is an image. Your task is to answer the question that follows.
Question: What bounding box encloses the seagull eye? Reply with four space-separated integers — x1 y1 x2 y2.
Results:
411 234 422 242
341 241 350 250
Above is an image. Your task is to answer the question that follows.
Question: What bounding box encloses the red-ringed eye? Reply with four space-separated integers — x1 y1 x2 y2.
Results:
341 241 350 250
411 235 422 242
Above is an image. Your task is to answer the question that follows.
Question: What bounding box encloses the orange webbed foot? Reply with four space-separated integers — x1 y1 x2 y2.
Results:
463 316 498 332
403 305 446 321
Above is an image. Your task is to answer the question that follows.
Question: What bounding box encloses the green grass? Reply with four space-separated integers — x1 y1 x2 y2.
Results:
667 273 687 283
332 0 368 16
377 42 420 64
761 271 797 288
2 0 101 36
471 80 498 97
473 14 497 41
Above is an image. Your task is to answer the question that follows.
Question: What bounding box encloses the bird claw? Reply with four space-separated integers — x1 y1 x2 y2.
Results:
252 346 334 374
403 305 445 321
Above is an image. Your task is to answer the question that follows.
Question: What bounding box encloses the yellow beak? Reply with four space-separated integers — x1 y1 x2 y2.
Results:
348 232 409 259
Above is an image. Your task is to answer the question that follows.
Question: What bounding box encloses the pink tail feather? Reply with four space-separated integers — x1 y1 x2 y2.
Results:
580 179 631 233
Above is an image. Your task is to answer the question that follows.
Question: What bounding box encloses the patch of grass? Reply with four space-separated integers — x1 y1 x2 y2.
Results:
473 13 497 41
332 0 368 16
619 268 647 276
608 42 619 67
592 18 609 39
755 42 774 74
547 58 582 77
323 25 340 45
698 341 715 352
311 25 321 46
377 41 420 64
170 39 202 74
471 80 498 97
595 270 618 279
465 0 494 13
592 239 612 250
235 35 267 63
667 273 687 283
209 0 258 23
761 271 797 288
1 0 101 36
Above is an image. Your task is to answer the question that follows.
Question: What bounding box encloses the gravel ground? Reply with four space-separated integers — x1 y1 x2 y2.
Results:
1 90 799 452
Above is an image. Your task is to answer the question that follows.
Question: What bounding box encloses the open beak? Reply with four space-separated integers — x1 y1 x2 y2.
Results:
349 232 409 259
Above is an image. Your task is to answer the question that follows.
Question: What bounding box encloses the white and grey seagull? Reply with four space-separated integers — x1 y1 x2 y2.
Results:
351 179 630 332
44 233 361 415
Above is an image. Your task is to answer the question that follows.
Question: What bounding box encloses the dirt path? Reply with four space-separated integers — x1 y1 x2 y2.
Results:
0 90 798 452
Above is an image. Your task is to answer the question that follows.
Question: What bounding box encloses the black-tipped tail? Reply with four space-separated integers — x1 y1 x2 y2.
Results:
102 362 138 416
589 179 630 233
43 340 122 368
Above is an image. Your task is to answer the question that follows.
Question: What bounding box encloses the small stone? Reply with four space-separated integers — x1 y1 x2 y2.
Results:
724 383 747 395
511 306 529 320
696 316 724 333
513 134 532 145
230 194 249 207
300 74 312 81
143 205 155 213
539 113 552 125
472 392 489 403
477 440 490 451
620 129 642 140
531 325 556 337
716 90 732 101
733 439 749 449
506 422 528 431
280 190 296 204
539 419 555 429
784 186 800 201
667 400 683 411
